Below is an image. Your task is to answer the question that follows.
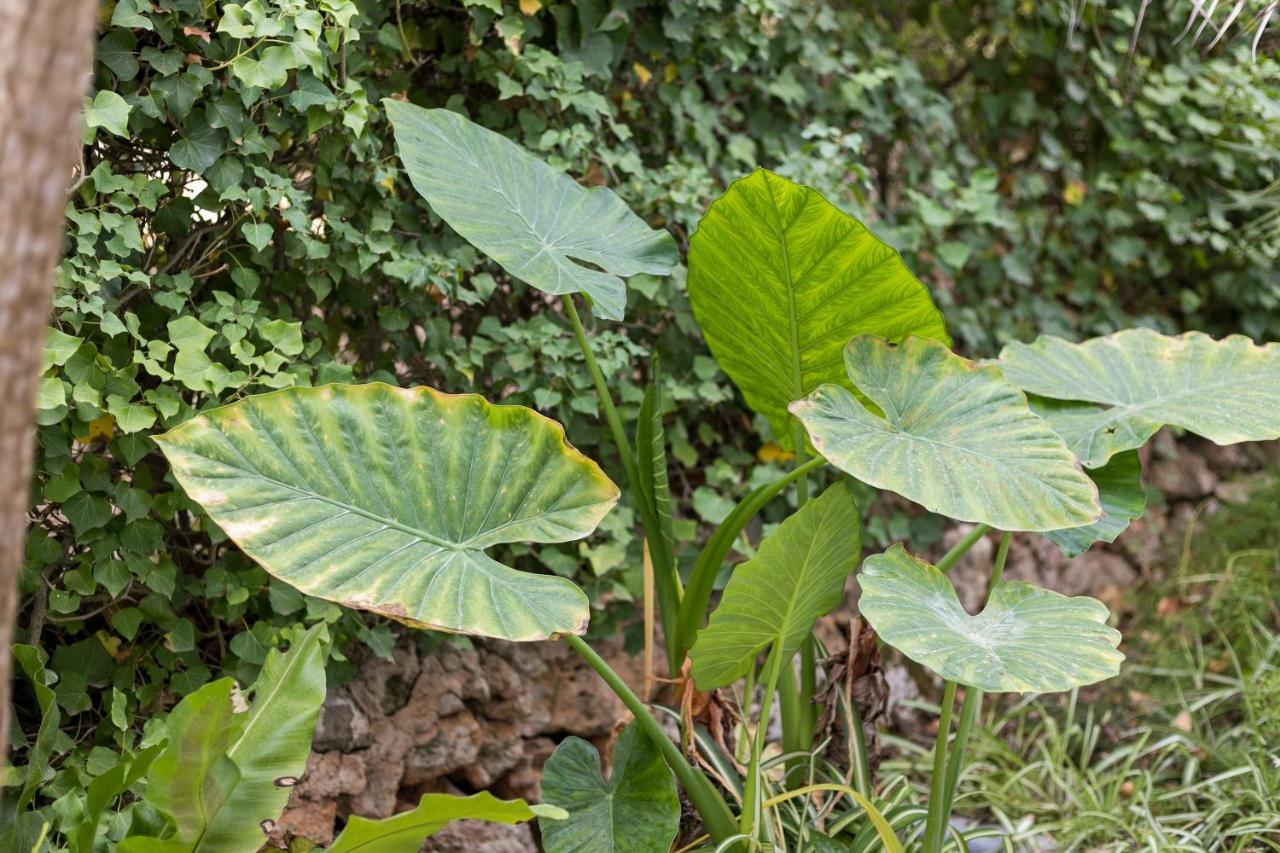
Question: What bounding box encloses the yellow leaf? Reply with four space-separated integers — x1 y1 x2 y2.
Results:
633 62 653 86
380 175 395 191
1062 178 1087 207
757 442 795 464
519 0 542 14
77 413 115 443
664 63 678 83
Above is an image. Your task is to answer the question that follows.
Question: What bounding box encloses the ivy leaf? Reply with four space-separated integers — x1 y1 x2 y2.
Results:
169 113 225 173
539 722 680 853
859 545 1123 693
241 221 273 252
385 100 676 321
84 91 133 138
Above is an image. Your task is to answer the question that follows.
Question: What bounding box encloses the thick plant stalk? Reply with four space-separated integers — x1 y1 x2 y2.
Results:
0 0 99 764
561 294 683 674
922 680 958 851
940 531 1012 819
563 634 737 842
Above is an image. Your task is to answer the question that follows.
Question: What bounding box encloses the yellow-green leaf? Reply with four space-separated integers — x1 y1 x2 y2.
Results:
154 384 617 640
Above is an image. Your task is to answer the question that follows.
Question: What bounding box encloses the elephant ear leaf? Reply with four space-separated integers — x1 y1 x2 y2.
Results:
132 625 328 852
999 329 1280 467
385 100 677 322
789 336 1100 532
327 792 558 852
539 722 680 853
154 383 618 641
859 545 1123 693
690 481 861 691
687 168 948 448
1043 450 1146 557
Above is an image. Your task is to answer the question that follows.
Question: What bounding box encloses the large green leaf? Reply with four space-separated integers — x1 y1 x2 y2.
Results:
385 100 676 322
690 481 860 691
200 623 327 849
1043 450 1147 557
131 625 327 851
687 168 948 446
859 545 1123 693
539 722 680 853
999 329 1280 467
789 336 1100 532
142 678 244 848
326 792 557 852
155 383 618 640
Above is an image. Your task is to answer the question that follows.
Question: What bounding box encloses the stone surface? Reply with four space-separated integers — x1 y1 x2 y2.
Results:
419 820 537 852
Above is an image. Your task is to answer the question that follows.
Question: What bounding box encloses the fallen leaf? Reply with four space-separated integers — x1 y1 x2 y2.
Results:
1172 710 1192 732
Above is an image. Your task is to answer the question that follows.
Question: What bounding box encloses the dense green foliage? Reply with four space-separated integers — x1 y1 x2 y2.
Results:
11 0 1280 845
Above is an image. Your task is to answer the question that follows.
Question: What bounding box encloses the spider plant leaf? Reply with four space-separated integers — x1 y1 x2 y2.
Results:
860 545 1123 693
1043 450 1147 557
1000 329 1280 467
687 168 948 448
327 792 556 852
385 100 676 321
789 336 1100 532
154 383 617 641
689 481 861 691
539 722 680 853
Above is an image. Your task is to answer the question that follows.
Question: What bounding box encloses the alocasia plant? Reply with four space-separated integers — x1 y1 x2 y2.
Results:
143 103 1280 852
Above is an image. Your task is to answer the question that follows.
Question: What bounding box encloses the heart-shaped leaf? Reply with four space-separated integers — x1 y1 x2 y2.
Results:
539 722 680 853
690 481 861 690
999 329 1280 467
859 545 1123 693
155 383 618 641
385 100 677 321
1043 450 1146 557
327 792 557 853
687 168 948 447
789 336 1100 532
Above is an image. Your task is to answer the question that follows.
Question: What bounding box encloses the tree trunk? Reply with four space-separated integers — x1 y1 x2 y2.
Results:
0 0 98 762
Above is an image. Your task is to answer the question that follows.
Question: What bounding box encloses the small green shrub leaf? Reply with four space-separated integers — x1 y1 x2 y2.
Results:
687 168 949 446
385 100 677 321
327 791 546 852
859 545 1123 693
539 722 680 853
1000 329 1280 467
789 336 1100 531
1044 450 1147 557
155 383 617 640
690 481 860 690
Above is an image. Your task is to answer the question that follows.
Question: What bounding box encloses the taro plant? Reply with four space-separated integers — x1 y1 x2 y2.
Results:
143 100 1280 852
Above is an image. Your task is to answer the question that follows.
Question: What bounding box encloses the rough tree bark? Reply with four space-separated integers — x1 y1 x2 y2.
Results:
0 0 99 762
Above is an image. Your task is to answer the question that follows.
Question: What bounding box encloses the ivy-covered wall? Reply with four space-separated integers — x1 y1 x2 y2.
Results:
13 0 1279 838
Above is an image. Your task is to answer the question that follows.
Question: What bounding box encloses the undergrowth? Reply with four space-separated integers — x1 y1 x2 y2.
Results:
891 473 1280 851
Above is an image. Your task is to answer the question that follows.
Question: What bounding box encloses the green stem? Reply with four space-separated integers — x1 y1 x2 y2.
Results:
561 294 683 674
564 634 737 842
936 523 991 573
676 456 825 658
846 691 873 798
922 680 958 852
743 644 785 839
938 532 1011 835
779 426 817 761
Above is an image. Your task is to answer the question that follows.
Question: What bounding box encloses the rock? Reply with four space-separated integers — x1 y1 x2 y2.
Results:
1150 450 1218 500
403 711 482 785
275 797 337 847
419 820 537 852
350 718 412 817
297 751 367 800
1060 551 1137 596
313 694 371 752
